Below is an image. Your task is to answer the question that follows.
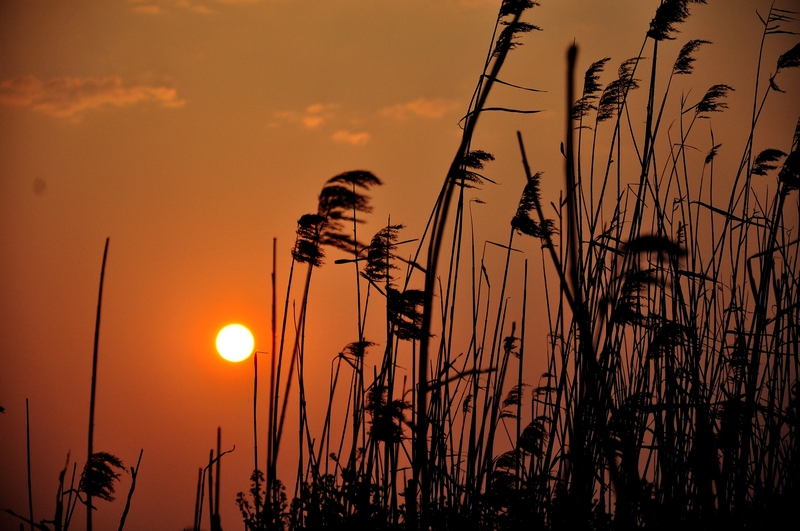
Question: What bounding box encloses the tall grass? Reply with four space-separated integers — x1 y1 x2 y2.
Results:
235 1 799 529
5 238 142 531
7 1 794 530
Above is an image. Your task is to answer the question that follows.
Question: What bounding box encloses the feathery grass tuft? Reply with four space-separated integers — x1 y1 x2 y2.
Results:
672 38 711 75
695 83 734 113
647 0 707 41
80 452 124 503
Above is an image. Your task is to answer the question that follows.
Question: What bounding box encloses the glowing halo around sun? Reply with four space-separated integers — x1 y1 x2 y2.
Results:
216 324 255 362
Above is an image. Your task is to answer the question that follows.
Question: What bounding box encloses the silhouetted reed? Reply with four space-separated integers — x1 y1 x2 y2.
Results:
5 240 144 531
7 1 795 530
236 1 798 530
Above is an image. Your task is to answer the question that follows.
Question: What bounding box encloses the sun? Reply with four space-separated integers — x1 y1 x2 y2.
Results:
216 324 254 362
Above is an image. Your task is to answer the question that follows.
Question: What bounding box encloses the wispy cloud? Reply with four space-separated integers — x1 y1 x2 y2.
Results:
331 130 371 146
132 4 166 14
128 0 172 15
271 103 370 146
379 97 460 120
129 0 264 14
214 0 264 4
271 103 339 130
453 0 498 7
0 75 185 120
176 0 215 14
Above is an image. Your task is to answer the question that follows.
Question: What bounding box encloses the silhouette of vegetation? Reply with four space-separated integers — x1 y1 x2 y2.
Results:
79 452 124 503
3 240 145 531
241 1 799 529
3 1 797 530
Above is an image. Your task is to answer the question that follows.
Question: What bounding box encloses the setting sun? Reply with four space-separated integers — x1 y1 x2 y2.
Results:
215 324 254 362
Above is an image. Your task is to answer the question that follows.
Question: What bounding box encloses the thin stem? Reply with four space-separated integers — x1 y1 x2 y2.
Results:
87 237 109 531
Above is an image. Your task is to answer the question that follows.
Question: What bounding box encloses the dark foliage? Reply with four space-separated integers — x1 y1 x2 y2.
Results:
365 385 410 443
705 143 722 164
499 0 538 18
239 2 799 530
342 340 376 360
780 149 800 192
363 224 404 284
647 0 707 41
237 472 289 531
571 58 610 120
672 39 711 75
751 148 787 176
494 19 541 57
456 150 496 188
611 267 657 326
288 474 396 531
387 288 425 341
624 234 687 258
292 214 326 266
292 171 382 266
79 451 124 503
777 42 800 71
597 58 640 122
695 83 734 113
511 171 554 239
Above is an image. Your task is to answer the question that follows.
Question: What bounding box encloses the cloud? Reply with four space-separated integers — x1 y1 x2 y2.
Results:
128 0 266 15
379 97 460 120
271 103 338 130
271 103 370 145
331 130 370 146
127 0 171 14
132 5 165 14
302 103 336 129
188 4 214 14
176 1 215 13
453 0 498 7
0 75 185 120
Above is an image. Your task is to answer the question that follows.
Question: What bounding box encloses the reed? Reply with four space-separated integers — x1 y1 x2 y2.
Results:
5 238 139 531
236 1 798 529
6 1 794 530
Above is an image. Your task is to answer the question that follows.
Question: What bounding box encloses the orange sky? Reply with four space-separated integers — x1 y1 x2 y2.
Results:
1 1 798 529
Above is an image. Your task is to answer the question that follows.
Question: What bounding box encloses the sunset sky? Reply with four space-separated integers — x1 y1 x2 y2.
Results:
1 1 798 529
